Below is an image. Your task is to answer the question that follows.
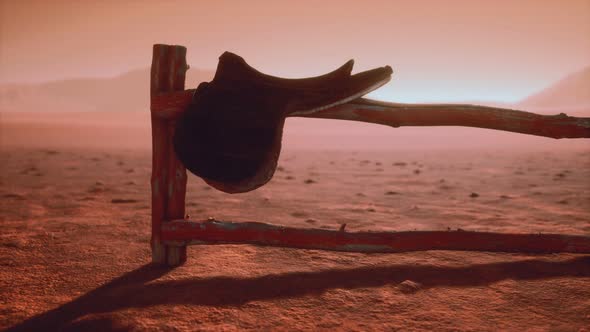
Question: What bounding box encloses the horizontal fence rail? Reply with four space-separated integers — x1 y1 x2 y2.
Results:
150 43 589 266
151 90 590 139
161 219 590 254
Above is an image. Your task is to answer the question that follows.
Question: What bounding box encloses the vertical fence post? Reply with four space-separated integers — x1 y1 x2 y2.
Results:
150 44 188 266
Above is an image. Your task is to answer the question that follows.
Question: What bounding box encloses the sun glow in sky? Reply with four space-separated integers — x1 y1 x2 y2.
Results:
1 0 589 102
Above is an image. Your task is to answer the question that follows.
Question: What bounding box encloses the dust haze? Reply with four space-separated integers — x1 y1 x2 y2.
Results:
1 1 589 331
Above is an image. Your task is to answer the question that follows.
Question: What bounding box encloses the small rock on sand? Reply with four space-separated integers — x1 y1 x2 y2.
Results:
111 198 139 204
2 238 28 249
291 211 308 218
3 193 26 200
470 192 479 198
88 187 103 194
385 191 399 195
398 280 422 294
88 182 107 193
304 179 316 184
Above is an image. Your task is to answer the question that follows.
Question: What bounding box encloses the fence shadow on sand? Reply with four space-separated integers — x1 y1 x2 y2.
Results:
7 255 590 331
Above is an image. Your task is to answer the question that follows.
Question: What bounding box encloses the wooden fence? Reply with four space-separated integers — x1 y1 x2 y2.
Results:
150 44 590 266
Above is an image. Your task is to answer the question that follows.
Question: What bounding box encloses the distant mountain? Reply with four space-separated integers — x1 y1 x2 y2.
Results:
0 68 214 112
2 65 588 116
518 66 590 111
3 66 588 151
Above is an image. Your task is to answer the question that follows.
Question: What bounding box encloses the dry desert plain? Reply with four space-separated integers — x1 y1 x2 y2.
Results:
1 108 589 331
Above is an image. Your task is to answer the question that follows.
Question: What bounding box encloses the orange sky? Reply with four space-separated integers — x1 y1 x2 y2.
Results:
1 0 589 102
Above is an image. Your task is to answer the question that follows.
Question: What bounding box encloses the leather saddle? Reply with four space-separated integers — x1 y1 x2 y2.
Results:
174 52 392 193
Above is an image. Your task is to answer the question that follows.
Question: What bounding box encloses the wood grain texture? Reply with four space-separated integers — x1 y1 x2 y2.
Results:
151 89 195 119
150 44 188 266
162 219 590 254
304 98 590 139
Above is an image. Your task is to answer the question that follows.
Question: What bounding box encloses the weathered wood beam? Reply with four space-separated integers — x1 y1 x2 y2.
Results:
150 44 189 266
151 91 589 139
161 219 590 254
303 98 590 139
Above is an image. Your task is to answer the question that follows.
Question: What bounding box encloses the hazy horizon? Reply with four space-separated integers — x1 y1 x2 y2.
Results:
2 1 589 103
1 5 590 329
1 1 588 151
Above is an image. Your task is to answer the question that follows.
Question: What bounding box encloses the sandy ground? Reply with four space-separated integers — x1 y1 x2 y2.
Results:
1 114 590 331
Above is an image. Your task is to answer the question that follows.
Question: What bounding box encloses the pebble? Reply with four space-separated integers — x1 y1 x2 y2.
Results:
398 280 422 294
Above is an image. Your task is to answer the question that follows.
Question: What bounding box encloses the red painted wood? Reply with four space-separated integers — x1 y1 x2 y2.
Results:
150 46 169 264
162 219 590 254
151 89 195 119
164 46 188 266
149 44 589 264
150 44 189 266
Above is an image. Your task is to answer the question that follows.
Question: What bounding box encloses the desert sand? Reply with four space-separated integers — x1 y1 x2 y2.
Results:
1 108 589 331
2 1 589 329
